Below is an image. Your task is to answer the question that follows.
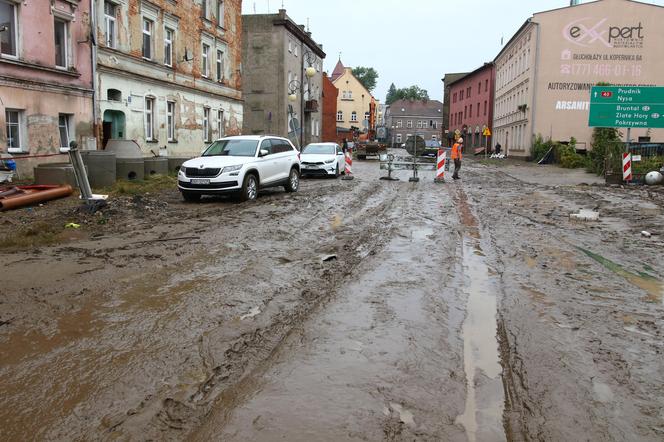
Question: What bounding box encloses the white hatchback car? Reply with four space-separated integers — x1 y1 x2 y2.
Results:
300 142 346 177
178 135 301 201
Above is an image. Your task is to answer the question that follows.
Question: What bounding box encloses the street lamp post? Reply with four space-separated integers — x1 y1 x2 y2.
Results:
300 49 317 148
391 124 395 149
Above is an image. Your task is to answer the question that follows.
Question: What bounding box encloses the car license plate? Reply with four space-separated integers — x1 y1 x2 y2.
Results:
191 178 210 184
305 164 317 169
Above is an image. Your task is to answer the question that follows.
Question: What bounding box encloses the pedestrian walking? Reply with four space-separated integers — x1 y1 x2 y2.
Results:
495 142 502 155
452 137 463 180
342 138 348 154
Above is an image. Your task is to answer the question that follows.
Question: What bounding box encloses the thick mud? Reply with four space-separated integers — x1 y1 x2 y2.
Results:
1 154 663 441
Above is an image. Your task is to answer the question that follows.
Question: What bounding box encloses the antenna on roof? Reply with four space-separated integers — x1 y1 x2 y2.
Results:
253 2 256 13
307 18 310 32
338 52 342 61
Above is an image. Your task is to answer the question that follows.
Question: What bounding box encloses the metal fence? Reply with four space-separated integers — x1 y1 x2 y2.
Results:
605 142 664 183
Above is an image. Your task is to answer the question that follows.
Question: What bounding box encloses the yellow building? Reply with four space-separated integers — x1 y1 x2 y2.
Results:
331 60 378 132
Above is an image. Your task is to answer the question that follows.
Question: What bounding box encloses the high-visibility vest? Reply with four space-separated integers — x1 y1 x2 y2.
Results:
451 143 463 160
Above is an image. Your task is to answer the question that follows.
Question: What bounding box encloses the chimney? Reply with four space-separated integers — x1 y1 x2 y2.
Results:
278 9 286 18
570 0 581 5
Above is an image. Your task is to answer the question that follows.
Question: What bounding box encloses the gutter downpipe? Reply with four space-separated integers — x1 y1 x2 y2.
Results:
90 0 99 149
530 20 540 157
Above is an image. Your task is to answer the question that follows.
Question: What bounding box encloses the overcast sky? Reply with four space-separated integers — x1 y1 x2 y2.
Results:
242 0 664 103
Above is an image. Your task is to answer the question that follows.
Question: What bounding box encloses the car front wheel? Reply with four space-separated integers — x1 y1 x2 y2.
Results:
285 168 299 193
181 191 201 202
240 173 258 201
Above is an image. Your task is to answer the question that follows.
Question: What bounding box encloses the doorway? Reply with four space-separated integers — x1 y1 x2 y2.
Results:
102 110 126 148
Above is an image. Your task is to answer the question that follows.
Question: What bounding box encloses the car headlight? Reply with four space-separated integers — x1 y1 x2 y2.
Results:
222 164 243 174
179 165 186 173
324 159 335 164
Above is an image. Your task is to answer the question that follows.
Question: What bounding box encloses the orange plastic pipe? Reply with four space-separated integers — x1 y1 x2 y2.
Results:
0 185 74 211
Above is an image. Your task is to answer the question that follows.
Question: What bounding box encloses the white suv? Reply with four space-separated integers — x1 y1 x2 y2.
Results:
178 135 301 202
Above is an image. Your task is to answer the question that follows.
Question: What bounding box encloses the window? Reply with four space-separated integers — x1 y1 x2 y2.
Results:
460 90 464 100
464 106 467 119
54 18 68 68
350 111 357 122
104 1 116 49
0 0 17 57
336 110 343 122
478 82 481 94
164 28 173 66
216 0 224 27
396 134 402 143
142 18 153 59
203 107 210 142
406 120 412 128
467 87 471 98
107 89 121 101
416 120 422 128
288 40 292 53
453 93 457 103
5 109 23 151
216 49 224 81
145 97 154 141
201 43 210 77
432 135 437 141
364 111 370 122
58 114 72 149
167 101 175 141
484 100 487 116
294 45 298 57
477 102 480 117
217 109 224 137
201 0 208 19
485 79 488 92
396 120 402 128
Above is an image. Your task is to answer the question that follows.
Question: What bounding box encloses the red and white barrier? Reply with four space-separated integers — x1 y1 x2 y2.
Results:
623 153 632 181
341 152 354 180
434 149 447 182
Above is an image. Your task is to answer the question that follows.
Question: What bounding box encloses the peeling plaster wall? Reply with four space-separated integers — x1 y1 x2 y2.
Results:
96 0 243 155
0 0 94 177
99 72 243 157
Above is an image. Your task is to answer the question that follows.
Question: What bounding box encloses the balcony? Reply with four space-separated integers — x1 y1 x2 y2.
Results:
304 99 319 113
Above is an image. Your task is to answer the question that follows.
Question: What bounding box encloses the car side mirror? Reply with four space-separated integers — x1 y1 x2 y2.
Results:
259 149 269 157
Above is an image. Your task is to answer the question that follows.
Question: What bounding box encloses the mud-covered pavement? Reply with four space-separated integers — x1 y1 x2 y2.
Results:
1 153 663 441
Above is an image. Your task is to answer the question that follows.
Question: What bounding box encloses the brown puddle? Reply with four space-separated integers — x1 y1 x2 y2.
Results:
453 187 506 442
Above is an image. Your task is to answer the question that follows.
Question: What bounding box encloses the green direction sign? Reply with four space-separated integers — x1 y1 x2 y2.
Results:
589 86 664 128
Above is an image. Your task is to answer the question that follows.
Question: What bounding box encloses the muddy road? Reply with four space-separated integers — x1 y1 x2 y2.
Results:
1 154 663 441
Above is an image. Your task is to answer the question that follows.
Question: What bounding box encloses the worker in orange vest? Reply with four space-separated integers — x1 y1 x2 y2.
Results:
451 137 463 180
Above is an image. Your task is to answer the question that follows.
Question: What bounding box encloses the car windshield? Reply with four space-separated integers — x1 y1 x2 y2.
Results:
302 144 336 155
202 139 258 157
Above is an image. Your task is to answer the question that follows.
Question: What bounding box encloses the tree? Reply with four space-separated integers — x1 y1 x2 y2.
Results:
385 84 429 104
386 83 398 105
352 66 379 92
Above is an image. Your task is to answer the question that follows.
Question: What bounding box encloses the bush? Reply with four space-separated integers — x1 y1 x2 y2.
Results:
587 126 623 176
531 134 553 162
557 137 588 169
633 156 664 175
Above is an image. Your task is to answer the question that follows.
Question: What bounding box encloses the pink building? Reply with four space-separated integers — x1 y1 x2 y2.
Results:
448 63 495 151
0 0 94 176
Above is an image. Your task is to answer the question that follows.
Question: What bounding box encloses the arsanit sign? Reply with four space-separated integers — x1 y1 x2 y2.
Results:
563 18 644 48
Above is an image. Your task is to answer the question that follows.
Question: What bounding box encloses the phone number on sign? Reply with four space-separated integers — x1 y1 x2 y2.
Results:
562 64 642 77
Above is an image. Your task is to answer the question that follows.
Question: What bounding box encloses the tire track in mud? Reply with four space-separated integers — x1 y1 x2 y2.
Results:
463 161 664 441
108 174 412 440
448 185 507 442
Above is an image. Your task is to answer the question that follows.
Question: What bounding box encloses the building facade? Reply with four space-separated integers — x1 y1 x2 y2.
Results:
385 99 444 146
441 72 468 146
321 72 338 142
331 60 378 134
493 0 664 157
96 0 243 157
448 63 495 151
242 9 325 149
1 0 94 176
